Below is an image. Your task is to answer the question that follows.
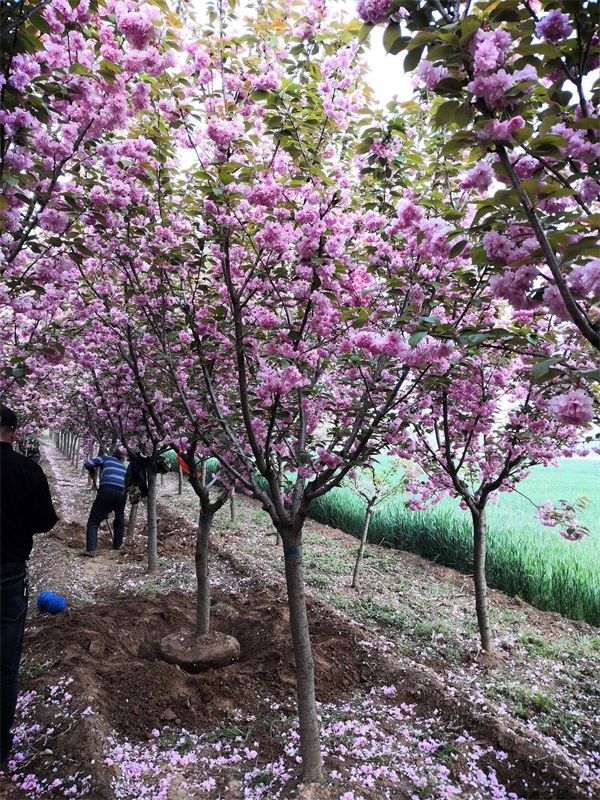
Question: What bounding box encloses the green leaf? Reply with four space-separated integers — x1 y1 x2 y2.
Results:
579 368 600 381
561 237 600 262
356 22 374 44
487 328 514 340
435 100 460 127
528 133 567 150
531 358 559 379
69 62 93 76
389 35 410 56
99 59 120 73
548 87 572 107
449 239 468 258
218 169 237 186
489 4 521 23
29 12 52 35
383 22 402 54
467 333 489 344
581 213 600 228
74 242 95 256
408 330 427 347
458 16 481 46
532 367 563 385
572 117 600 131
439 130 474 157
434 76 466 98
404 45 425 73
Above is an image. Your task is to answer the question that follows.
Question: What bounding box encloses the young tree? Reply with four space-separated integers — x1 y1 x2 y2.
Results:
138 1 478 780
344 457 408 588
405 338 596 651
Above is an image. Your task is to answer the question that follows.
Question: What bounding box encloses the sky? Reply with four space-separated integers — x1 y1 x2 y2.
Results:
192 0 415 105
359 24 415 104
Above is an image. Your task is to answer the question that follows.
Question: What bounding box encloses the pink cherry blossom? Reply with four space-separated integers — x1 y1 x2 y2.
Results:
548 389 594 425
356 0 394 24
468 70 514 108
542 285 571 321
38 208 68 233
480 116 526 143
416 60 449 90
535 10 574 44
459 162 495 192
206 116 245 148
578 177 600 205
117 10 156 50
483 231 515 261
569 259 600 297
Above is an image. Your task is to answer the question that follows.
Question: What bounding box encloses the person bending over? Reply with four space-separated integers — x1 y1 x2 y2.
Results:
82 449 127 556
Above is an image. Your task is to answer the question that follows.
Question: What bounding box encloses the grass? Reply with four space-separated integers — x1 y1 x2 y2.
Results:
203 456 599 623
308 458 600 626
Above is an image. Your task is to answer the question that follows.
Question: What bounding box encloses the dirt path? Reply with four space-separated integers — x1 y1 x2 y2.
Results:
0 442 598 800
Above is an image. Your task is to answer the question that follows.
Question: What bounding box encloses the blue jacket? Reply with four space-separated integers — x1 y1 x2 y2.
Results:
84 455 126 488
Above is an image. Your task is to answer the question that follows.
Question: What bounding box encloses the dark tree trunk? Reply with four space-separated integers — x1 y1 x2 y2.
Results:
229 487 236 521
278 527 322 783
187 461 229 637
471 505 493 651
147 468 158 573
126 502 138 544
195 509 213 635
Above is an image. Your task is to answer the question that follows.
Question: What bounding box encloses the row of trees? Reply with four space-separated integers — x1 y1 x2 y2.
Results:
1 0 598 786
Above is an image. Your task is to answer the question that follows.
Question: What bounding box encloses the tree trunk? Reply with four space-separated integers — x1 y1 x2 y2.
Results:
126 502 138 544
178 461 183 495
351 498 375 589
279 528 322 783
147 469 158 573
229 487 236 521
195 509 214 635
471 505 493 651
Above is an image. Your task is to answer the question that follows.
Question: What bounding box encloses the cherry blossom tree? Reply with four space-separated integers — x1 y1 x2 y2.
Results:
357 0 600 353
405 336 597 651
0 0 181 393
126 1 495 779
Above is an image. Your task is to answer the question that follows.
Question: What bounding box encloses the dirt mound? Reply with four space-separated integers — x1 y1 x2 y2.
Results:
26 586 370 743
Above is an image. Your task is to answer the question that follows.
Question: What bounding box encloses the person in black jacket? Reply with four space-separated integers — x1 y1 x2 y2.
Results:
0 406 58 766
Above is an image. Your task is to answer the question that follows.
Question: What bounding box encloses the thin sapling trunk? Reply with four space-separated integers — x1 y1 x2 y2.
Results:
195 509 213 635
352 496 376 589
471 504 493 651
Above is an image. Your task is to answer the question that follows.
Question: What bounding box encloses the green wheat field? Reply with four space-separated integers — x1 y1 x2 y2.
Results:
308 459 600 626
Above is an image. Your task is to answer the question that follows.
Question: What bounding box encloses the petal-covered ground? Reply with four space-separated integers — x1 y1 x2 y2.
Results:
0 442 598 799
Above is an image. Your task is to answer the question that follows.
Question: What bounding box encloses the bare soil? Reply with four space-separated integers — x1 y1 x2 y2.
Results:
0 443 598 800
